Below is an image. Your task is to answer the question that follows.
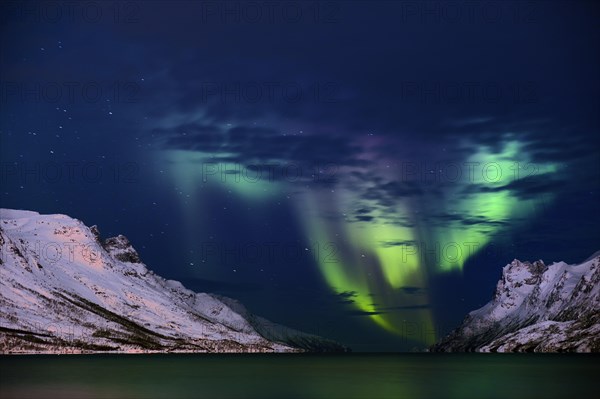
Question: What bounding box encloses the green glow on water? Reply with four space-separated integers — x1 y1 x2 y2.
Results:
0 354 596 399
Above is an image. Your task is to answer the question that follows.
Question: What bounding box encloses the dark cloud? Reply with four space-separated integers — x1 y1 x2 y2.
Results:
501 175 566 200
362 180 428 208
379 240 417 248
461 217 506 227
345 310 384 316
335 291 358 305
355 215 374 222
462 174 565 200
153 121 366 181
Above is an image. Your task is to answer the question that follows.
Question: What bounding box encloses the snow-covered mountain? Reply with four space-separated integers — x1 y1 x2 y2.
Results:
432 254 600 352
0 209 346 354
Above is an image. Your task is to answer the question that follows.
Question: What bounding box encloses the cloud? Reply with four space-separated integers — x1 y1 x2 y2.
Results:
379 240 417 248
335 291 358 305
355 215 374 222
361 180 430 208
345 310 384 316
462 174 564 200
154 121 366 177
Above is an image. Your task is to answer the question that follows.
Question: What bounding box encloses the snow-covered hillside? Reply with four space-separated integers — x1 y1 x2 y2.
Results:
432 254 600 352
0 209 346 354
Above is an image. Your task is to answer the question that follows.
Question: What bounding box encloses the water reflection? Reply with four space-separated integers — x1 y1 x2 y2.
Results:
1 354 598 399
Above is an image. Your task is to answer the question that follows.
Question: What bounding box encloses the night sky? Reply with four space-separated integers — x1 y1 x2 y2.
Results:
1 1 599 351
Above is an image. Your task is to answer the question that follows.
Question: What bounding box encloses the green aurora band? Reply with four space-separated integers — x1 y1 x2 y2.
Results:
157 138 560 346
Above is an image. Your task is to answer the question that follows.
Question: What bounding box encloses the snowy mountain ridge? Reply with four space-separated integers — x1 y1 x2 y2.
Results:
432 253 600 352
0 209 346 353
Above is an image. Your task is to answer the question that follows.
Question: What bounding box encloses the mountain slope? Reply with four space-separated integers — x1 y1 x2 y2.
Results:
0 209 346 353
431 254 600 352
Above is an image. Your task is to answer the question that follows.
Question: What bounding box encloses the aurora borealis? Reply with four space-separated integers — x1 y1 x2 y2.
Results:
154 133 562 345
2 1 599 350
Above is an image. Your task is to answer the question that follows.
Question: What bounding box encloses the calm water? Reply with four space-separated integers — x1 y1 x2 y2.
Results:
1 354 598 399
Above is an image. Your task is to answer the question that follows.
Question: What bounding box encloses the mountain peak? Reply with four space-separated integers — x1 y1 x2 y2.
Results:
0 209 347 354
433 254 600 352
506 259 547 276
101 234 142 264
